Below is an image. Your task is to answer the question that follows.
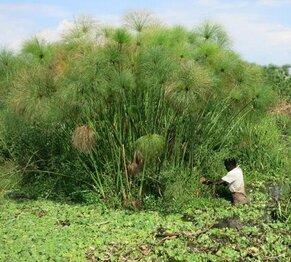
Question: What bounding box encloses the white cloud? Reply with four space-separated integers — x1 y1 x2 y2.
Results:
257 24 291 46
0 14 34 50
37 16 121 44
258 0 291 6
214 13 291 64
196 0 291 7
37 20 74 43
0 3 70 50
196 0 251 9
98 14 121 26
0 3 69 18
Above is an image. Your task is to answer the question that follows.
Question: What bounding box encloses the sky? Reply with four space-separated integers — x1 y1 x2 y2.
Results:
0 0 291 65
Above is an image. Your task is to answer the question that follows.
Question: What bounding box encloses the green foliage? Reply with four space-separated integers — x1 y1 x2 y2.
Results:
0 161 20 194
123 10 157 33
0 183 290 261
134 134 164 160
0 11 289 208
165 62 213 113
62 15 99 47
160 167 203 210
263 64 291 101
195 20 232 48
0 49 22 108
112 28 132 46
22 37 56 64
0 49 18 79
234 117 288 171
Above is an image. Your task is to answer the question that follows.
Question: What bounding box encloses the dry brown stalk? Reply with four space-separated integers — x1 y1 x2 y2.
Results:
127 150 144 176
72 125 96 153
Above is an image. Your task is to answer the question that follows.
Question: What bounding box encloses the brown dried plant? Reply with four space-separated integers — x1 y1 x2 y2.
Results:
127 150 144 176
49 50 68 81
269 100 291 115
72 125 96 153
11 97 26 115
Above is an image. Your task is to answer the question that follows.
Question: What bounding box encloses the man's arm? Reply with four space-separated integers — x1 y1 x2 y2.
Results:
200 177 228 186
215 180 229 186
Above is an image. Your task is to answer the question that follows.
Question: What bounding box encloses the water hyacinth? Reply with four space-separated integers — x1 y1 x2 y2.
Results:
72 125 96 154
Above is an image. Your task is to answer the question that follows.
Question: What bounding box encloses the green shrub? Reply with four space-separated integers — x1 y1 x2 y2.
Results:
263 64 291 101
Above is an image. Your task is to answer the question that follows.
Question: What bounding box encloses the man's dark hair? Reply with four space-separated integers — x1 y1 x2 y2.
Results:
224 158 237 170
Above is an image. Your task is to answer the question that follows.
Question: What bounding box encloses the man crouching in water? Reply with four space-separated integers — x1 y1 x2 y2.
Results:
201 159 249 206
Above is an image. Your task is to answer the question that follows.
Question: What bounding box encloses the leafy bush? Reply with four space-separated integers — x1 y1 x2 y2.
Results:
263 64 291 101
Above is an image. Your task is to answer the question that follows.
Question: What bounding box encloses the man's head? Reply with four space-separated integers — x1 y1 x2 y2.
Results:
224 158 237 171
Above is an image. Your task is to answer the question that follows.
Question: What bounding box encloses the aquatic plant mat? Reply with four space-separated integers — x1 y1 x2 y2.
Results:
1 191 290 261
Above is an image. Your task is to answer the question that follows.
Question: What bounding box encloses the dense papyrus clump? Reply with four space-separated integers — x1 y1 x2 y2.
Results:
165 62 213 113
0 11 288 207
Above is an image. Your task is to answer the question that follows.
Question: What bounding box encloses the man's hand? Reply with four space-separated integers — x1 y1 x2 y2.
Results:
200 177 213 185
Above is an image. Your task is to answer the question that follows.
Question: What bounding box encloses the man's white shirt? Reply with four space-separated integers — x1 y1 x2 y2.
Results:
222 166 246 194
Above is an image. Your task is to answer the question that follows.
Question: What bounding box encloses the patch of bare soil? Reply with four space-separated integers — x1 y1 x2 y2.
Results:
269 100 291 115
